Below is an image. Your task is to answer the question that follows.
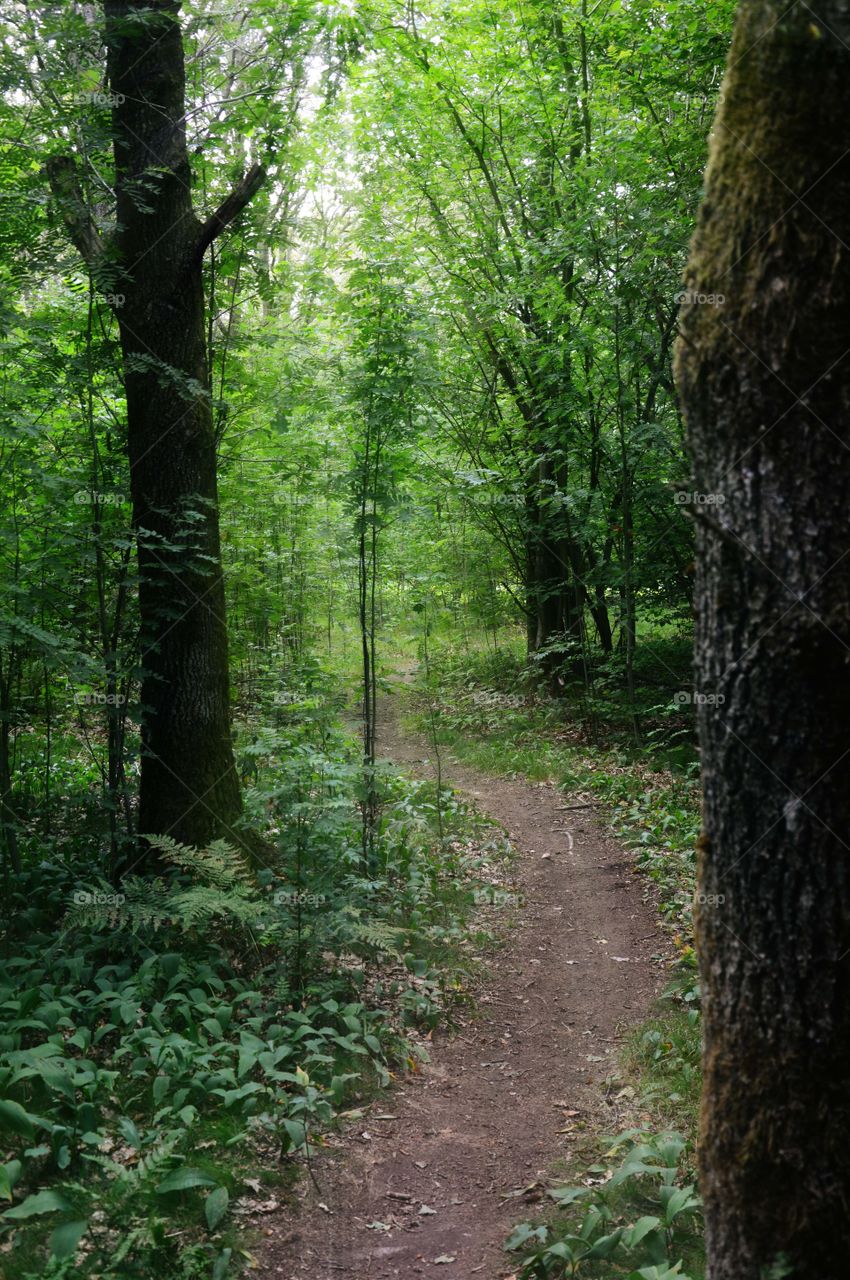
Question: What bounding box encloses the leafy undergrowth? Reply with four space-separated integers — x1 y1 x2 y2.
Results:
507 1130 703 1280
0 688 510 1278
407 640 706 1280
500 967 703 1280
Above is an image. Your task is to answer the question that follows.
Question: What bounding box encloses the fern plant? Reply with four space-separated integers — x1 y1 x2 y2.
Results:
325 905 410 960
63 837 266 939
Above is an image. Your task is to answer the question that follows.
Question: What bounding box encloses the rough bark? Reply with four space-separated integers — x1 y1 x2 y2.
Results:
675 3 850 1276
100 0 250 853
48 5 264 857
43 0 270 860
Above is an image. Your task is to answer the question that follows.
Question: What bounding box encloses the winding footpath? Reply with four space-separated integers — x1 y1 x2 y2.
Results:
261 687 666 1279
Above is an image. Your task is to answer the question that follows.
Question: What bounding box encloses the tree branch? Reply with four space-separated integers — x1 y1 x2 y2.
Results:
192 162 266 263
45 154 108 272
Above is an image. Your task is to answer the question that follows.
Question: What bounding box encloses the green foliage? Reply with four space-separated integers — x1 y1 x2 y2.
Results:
62 836 264 937
0 0 744 1273
0 682 498 1275
507 1131 703 1279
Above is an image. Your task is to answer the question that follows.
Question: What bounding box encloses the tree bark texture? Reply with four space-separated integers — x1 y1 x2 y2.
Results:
105 0 243 850
675 3 850 1275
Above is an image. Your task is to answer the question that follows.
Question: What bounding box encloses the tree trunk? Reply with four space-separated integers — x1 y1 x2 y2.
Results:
525 455 585 682
102 0 254 852
48 4 263 857
0 659 20 877
675 3 850 1275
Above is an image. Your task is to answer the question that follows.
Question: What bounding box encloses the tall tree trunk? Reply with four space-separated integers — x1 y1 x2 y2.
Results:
675 3 850 1275
49 2 264 855
105 0 243 851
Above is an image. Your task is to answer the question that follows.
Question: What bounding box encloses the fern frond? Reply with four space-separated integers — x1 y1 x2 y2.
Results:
63 838 264 938
327 906 408 957
146 834 258 891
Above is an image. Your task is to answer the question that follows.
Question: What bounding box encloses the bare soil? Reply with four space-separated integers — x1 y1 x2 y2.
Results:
260 688 667 1279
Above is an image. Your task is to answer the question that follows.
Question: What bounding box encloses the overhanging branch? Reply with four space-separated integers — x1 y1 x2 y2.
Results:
192 162 266 263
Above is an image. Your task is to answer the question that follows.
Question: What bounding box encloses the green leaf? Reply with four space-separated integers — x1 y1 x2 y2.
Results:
545 1242 577 1261
665 1185 700 1222
586 1227 624 1259
626 1215 662 1247
0 1098 38 1138
213 1246 233 1280
0 1160 22 1201
282 1118 306 1150
157 1167 217 1194
118 1116 143 1149
205 1185 229 1231
50 1218 89 1259
152 1075 170 1104
4 1189 72 1219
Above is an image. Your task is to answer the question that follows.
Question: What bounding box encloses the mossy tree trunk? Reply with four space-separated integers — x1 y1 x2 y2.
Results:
675 3 850 1276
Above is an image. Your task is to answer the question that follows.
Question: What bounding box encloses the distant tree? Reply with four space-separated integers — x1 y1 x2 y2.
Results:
676 2 850 1274
345 260 419 866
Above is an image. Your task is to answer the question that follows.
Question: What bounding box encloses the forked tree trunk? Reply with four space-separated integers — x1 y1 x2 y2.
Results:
675 3 850 1275
50 2 264 857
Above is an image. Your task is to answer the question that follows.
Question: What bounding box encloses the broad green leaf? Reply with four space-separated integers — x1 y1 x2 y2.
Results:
50 1218 88 1259
213 1246 233 1279
282 1118 306 1150
157 1167 216 1194
4 1189 72 1219
205 1185 229 1231
626 1215 663 1247
0 1160 22 1201
0 1098 37 1138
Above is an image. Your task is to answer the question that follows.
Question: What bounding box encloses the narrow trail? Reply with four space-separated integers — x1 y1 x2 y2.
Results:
262 687 666 1279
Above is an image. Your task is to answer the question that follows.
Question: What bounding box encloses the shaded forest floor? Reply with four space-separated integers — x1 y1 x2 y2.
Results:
260 679 668 1279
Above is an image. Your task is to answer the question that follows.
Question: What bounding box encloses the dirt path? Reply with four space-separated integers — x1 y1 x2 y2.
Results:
261 688 666 1279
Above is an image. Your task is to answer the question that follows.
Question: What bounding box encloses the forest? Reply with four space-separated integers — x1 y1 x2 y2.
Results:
2 0 849 1277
